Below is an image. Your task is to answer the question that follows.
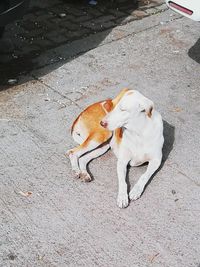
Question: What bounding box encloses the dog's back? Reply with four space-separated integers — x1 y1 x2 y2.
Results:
71 100 113 145
70 88 129 146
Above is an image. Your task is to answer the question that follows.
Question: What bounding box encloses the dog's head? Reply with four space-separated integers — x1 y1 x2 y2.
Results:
100 89 154 130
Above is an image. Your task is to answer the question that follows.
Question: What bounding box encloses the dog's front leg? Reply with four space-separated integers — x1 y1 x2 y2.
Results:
117 157 130 208
129 158 161 201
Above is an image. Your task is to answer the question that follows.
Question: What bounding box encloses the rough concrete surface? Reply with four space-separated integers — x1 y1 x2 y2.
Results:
0 0 165 84
0 7 200 267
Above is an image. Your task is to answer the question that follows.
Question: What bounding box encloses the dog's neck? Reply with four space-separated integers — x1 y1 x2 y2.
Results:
124 115 150 136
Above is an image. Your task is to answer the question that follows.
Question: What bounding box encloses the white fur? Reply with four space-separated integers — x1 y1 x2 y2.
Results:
68 90 164 208
102 90 164 208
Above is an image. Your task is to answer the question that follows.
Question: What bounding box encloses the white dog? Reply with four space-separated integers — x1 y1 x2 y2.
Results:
67 89 164 208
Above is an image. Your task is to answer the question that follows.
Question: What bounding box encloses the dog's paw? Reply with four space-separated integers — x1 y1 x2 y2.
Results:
72 170 81 179
117 193 129 208
129 184 143 201
79 171 92 182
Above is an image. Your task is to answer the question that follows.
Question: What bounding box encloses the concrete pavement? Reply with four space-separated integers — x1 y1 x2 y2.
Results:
0 0 164 85
0 6 200 267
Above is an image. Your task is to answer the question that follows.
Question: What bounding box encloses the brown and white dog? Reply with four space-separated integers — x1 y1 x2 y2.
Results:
67 88 164 208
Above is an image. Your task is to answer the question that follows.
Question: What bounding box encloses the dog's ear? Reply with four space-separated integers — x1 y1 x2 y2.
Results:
146 105 153 118
103 99 113 113
140 99 154 118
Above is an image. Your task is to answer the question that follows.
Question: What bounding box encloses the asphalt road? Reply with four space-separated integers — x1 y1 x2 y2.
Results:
0 7 200 267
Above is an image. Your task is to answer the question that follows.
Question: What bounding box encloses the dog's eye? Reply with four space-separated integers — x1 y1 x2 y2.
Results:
141 109 145 113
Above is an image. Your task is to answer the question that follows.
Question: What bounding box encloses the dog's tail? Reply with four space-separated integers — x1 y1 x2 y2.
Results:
112 88 129 107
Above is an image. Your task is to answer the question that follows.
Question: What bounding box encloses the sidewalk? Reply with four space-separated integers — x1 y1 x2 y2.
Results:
0 4 200 267
0 0 166 86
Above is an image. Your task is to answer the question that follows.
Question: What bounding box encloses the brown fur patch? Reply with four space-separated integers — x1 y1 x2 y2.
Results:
70 89 129 150
147 106 153 118
115 128 123 144
71 101 106 135
71 89 129 135
71 100 112 146
103 99 113 113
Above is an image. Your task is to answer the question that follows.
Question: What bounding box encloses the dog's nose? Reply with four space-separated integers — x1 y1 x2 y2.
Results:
100 121 108 128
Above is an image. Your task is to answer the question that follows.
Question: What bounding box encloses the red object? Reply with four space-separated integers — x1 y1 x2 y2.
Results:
169 1 193 15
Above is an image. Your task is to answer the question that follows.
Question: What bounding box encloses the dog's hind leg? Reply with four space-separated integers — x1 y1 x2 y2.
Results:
67 137 99 178
67 132 112 180
78 143 110 182
129 158 161 201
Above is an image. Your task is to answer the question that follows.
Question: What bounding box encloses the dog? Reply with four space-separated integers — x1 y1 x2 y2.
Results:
67 88 164 208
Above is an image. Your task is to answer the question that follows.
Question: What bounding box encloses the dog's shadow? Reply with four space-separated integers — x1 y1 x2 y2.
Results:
188 38 200 64
86 120 175 190
126 120 175 192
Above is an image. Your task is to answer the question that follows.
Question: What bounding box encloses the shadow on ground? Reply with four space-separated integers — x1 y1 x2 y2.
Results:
162 120 175 164
0 0 138 87
80 120 175 193
0 0 161 88
188 38 200 64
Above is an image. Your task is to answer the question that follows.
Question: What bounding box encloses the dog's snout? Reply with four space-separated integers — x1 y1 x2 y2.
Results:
100 120 108 128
